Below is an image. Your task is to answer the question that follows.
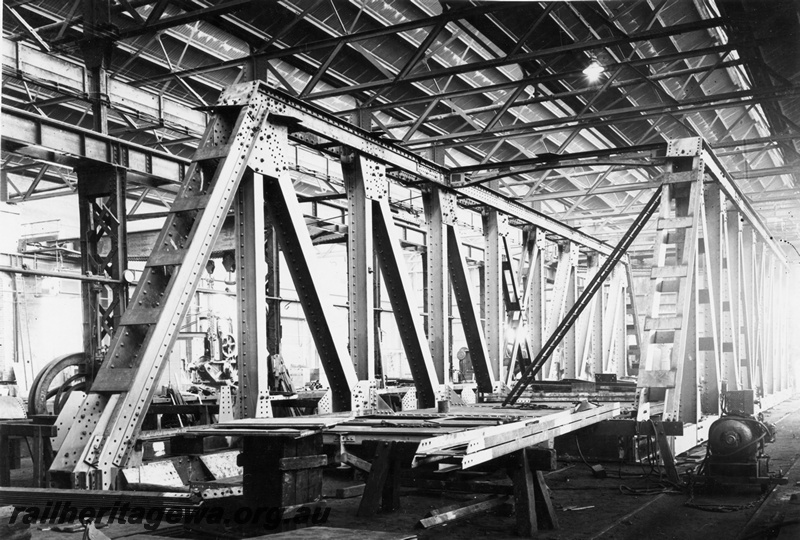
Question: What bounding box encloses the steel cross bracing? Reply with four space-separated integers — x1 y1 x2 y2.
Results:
503 183 664 406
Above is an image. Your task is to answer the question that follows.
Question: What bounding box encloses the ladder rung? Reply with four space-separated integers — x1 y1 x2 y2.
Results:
663 232 684 245
193 143 233 161
120 307 162 326
652 330 676 343
147 249 188 267
636 369 676 388
645 316 682 331
698 337 715 351
171 195 211 213
656 281 681 293
657 217 694 230
651 266 688 279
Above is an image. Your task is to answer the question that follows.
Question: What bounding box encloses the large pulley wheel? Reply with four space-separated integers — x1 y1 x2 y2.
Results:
27 352 87 416
219 333 237 360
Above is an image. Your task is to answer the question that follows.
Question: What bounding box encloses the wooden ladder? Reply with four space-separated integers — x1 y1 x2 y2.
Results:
636 180 701 423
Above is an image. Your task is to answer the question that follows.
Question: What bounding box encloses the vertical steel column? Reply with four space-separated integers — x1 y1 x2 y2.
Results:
265 211 281 373
374 250 383 379
613 269 628 378
342 155 376 381
697 188 721 418
483 210 505 384
245 49 281 386
562 250 578 379
78 0 117 382
765 254 777 396
527 231 546 369
601 267 625 377
575 255 600 379
719 204 740 389
77 164 129 375
82 0 111 134
726 208 745 389
779 267 789 392
423 188 451 384
543 243 578 380
740 225 756 391
590 257 604 377
754 241 766 394
762 250 774 396
235 172 269 418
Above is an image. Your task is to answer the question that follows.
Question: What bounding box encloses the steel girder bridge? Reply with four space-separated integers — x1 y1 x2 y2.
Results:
0 80 789 489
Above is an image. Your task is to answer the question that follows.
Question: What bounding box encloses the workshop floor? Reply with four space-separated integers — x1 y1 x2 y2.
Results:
6 393 800 540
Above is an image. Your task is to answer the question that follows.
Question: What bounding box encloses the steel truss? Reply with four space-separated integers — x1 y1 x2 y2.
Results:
18 81 785 487
37 82 633 488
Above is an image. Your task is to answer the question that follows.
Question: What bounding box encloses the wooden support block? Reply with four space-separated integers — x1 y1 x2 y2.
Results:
278 454 328 470
416 496 509 529
511 449 537 537
526 447 557 471
357 441 395 517
382 449 401 513
335 484 366 499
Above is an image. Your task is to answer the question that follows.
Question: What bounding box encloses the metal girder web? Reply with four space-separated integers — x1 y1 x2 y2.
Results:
504 185 665 406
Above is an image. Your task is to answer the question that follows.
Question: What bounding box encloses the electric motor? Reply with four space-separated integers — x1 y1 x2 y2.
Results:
707 415 773 462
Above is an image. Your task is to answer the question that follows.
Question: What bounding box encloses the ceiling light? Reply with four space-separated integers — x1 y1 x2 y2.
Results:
583 57 605 80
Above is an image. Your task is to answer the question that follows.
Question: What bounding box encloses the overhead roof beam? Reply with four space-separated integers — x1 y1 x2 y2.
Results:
403 84 800 149
377 55 746 128
306 17 725 100
129 2 511 86
114 0 252 40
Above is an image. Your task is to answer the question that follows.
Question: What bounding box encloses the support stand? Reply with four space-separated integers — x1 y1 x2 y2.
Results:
508 448 559 537
357 441 399 516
